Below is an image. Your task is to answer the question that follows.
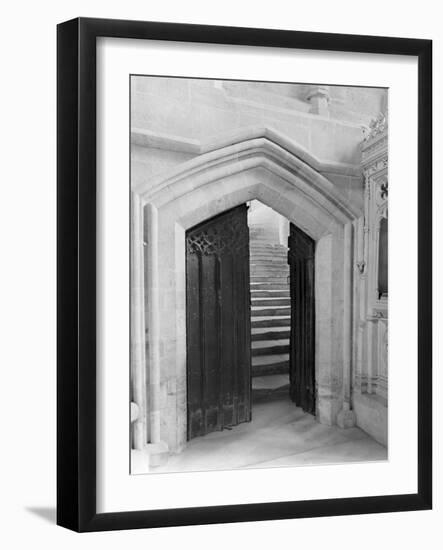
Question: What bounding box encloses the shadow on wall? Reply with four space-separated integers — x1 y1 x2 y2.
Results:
25 506 56 524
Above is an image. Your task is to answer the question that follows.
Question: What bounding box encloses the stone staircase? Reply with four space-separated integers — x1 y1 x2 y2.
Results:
250 236 290 377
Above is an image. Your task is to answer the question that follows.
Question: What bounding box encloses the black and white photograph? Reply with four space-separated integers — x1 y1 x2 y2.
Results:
129 76 389 474
0 0 438 542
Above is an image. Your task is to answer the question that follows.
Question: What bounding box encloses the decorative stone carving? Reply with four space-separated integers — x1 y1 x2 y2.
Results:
356 260 366 274
356 110 388 408
372 310 386 319
364 158 388 177
374 178 388 216
363 112 388 142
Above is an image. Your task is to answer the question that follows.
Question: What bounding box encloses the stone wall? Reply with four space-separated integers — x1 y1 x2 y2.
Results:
352 114 389 445
130 76 388 462
131 77 385 188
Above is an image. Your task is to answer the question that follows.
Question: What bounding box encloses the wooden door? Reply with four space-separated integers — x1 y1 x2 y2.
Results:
288 224 316 415
186 205 251 440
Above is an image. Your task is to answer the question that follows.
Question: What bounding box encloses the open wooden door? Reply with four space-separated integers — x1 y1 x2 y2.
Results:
186 205 251 440
288 224 316 415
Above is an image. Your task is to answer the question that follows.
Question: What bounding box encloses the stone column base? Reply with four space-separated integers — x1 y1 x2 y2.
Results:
336 407 356 429
130 441 169 474
146 441 169 467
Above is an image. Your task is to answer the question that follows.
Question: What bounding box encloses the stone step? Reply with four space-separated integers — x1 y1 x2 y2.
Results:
249 227 279 236
251 306 291 317
250 262 289 269
251 274 289 282
251 328 291 341
252 379 290 401
251 270 287 274
252 353 289 376
249 234 279 242
250 265 288 272
251 289 290 298
250 257 286 261
252 352 289 364
251 327 291 342
250 251 287 258
250 243 287 249
251 297 290 307
251 244 287 249
250 245 287 250
250 267 288 273
249 248 288 253
252 373 289 390
250 258 288 265
251 316 291 328
249 248 288 254
251 276 288 283
252 374 290 391
250 270 289 278
252 338 289 348
252 342 290 356
251 353 289 368
251 282 289 291
251 246 286 250
250 259 287 266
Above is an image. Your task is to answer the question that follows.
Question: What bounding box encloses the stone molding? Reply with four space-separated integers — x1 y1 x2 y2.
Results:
132 126 362 178
136 132 362 229
352 114 388 426
361 127 388 312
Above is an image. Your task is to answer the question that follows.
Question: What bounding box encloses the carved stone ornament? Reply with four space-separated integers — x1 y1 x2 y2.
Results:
372 310 386 319
364 157 388 178
356 260 366 274
375 177 388 209
362 135 388 159
363 112 388 142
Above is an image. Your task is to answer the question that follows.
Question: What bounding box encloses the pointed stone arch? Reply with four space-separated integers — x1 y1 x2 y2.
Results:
131 129 362 458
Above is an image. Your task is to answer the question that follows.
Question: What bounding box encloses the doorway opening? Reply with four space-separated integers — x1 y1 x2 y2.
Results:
249 200 291 404
185 200 316 444
249 201 316 429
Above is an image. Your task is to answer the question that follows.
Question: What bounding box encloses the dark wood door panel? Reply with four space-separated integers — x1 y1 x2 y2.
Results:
186 205 251 440
288 224 316 415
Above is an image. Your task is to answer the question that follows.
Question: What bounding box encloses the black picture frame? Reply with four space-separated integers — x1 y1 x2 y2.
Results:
57 17 432 532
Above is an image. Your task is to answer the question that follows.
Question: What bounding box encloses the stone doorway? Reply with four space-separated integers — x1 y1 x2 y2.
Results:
183 198 318 448
131 130 360 466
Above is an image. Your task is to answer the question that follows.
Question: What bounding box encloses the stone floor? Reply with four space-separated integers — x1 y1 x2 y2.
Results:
147 390 387 474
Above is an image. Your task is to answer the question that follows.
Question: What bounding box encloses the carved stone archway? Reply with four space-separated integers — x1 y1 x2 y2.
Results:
131 128 361 461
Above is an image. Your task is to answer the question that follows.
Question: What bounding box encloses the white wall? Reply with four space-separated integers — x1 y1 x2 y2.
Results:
1 1 441 549
132 76 384 165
